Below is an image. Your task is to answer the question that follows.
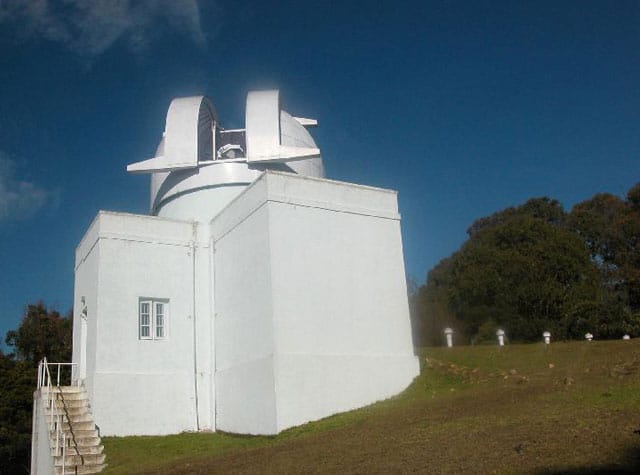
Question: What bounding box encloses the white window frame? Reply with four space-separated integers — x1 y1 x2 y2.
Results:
139 298 169 340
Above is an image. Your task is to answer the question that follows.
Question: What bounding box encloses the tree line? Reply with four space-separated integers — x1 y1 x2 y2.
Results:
411 182 640 346
0 302 72 474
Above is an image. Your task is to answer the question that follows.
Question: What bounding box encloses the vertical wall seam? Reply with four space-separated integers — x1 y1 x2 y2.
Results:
191 222 200 430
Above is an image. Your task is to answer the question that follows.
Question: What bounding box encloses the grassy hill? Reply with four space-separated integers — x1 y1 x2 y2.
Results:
102 340 640 474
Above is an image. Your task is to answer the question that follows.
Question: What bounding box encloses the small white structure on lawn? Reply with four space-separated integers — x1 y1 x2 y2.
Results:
444 327 454 348
585 332 594 341
496 329 505 346
543 331 551 345
68 90 419 437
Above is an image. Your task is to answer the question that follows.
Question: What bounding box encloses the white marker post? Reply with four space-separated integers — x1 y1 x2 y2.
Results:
543 331 551 345
444 327 454 348
496 329 505 346
585 332 593 342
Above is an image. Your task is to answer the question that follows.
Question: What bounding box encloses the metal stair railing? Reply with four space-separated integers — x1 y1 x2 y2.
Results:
37 358 81 474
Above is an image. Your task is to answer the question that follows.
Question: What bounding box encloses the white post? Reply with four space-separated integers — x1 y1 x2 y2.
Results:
496 329 505 346
444 327 453 348
543 331 551 345
585 332 593 342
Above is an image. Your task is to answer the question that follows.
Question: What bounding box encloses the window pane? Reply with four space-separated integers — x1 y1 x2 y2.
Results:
156 303 165 338
140 301 151 339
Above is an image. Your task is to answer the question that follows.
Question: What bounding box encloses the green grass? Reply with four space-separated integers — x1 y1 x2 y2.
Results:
102 340 640 474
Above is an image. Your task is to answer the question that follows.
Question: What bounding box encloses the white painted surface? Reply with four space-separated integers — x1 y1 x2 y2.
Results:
245 90 320 163
79 312 87 380
127 96 218 173
30 392 54 475
213 200 277 434
134 91 324 223
444 327 453 348
543 331 551 344
496 329 505 346
73 212 213 435
211 171 418 434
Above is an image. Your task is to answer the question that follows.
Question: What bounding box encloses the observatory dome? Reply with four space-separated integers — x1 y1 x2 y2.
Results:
127 90 324 223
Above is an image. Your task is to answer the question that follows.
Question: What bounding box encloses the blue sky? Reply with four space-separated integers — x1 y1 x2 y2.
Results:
0 0 639 343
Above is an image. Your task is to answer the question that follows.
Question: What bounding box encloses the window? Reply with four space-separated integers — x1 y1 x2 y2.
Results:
139 299 168 340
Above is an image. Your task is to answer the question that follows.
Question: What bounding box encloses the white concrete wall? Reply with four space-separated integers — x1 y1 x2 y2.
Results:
30 392 54 475
267 201 418 430
192 221 215 431
212 198 278 434
265 173 418 431
210 171 418 434
73 212 213 436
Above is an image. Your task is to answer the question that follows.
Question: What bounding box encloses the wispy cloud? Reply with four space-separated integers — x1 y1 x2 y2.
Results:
0 154 59 222
0 0 206 57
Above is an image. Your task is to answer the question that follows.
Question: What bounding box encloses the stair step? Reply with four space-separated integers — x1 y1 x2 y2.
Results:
66 413 93 423
51 392 88 401
71 436 102 447
47 398 89 409
55 463 107 475
53 444 104 456
45 409 89 420
43 383 105 473
45 412 92 423
45 385 84 393
50 420 96 431
46 405 90 417
55 453 106 466
43 388 87 396
54 428 99 439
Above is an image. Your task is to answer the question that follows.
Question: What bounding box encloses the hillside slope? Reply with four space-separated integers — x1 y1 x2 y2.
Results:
103 340 640 474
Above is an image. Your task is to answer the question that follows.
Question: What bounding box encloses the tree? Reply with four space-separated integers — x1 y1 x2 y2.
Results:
412 257 463 346
417 197 604 344
0 302 72 474
449 214 600 341
0 352 36 474
568 184 640 336
5 301 72 364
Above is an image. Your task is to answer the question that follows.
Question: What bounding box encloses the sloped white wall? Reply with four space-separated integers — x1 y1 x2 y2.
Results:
211 172 418 434
212 198 279 435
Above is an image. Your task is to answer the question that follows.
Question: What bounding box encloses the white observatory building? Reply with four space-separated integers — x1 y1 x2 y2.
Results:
71 90 419 436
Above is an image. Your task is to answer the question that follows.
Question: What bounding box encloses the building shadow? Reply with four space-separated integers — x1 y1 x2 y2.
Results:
536 445 640 474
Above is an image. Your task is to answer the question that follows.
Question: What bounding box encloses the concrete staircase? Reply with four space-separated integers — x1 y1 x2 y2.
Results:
42 386 106 475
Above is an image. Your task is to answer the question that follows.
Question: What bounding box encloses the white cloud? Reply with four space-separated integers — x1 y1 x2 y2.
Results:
0 0 206 57
0 154 59 221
